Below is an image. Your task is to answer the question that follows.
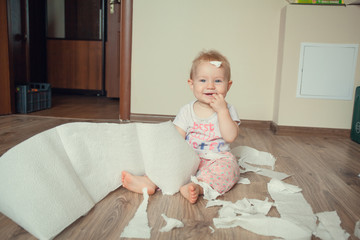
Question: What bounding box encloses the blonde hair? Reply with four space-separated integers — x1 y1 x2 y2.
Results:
190 50 231 81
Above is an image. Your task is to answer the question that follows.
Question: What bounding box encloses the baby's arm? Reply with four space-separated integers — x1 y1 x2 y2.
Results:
210 94 239 143
217 109 239 143
175 125 186 139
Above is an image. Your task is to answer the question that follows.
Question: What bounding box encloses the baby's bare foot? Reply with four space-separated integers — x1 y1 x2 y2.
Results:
180 183 201 204
121 171 156 195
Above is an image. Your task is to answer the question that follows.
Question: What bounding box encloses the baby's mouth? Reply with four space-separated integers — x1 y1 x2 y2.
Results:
204 92 216 96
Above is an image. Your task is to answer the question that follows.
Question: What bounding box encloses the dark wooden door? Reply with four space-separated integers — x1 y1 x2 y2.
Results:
7 0 46 86
7 0 30 85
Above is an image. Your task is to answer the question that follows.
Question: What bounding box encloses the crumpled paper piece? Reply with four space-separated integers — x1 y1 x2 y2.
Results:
198 151 225 160
233 146 290 180
191 176 221 201
355 220 360 238
159 214 184 232
213 214 312 239
268 178 302 193
240 162 290 180
237 177 250 184
120 188 151 239
209 61 222 67
232 146 276 169
267 179 317 234
206 197 273 216
314 211 350 240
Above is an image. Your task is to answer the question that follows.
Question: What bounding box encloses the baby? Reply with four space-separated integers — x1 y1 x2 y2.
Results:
122 50 240 203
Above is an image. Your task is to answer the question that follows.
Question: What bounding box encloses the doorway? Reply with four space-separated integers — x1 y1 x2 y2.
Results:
5 0 132 120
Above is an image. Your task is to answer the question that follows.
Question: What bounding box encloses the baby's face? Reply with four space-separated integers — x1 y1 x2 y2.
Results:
188 61 232 105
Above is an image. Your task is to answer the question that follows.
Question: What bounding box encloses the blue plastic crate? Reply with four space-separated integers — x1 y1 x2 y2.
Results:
16 83 52 114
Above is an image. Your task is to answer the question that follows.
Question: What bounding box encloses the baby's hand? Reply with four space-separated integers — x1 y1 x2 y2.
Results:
210 94 227 113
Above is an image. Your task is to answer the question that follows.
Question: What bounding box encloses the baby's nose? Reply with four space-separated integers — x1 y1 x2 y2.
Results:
207 81 215 88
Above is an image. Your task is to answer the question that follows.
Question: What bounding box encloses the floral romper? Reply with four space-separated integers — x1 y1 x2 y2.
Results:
173 100 240 194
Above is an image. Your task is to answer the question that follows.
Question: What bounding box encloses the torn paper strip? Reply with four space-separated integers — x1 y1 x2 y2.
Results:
355 220 360 239
159 214 184 232
244 198 273 216
237 177 250 184
219 205 237 218
206 199 231 208
213 214 312 239
120 188 151 239
191 176 221 201
267 179 316 234
198 151 225 160
239 162 261 173
232 146 276 169
241 162 290 180
206 198 273 216
268 178 302 193
255 167 290 180
233 146 289 180
314 211 350 240
209 61 222 67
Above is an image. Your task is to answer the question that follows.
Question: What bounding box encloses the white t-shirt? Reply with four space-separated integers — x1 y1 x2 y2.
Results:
173 100 240 154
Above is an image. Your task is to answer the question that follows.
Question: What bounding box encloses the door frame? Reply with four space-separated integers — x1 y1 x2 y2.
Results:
0 0 12 115
119 0 132 121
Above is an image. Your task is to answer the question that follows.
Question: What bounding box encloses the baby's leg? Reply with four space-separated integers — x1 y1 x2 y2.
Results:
197 152 240 194
121 171 156 195
180 182 203 204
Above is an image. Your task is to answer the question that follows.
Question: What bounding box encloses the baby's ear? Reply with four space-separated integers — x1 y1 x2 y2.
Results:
187 79 194 89
227 80 233 91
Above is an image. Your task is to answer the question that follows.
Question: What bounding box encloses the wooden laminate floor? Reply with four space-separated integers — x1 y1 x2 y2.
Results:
0 95 359 240
28 94 120 120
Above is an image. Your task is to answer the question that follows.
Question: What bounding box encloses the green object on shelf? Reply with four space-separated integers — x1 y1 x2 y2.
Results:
351 86 360 144
317 0 343 3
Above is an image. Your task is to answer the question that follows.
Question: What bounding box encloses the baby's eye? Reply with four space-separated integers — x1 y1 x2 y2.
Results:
200 79 206 83
215 79 223 83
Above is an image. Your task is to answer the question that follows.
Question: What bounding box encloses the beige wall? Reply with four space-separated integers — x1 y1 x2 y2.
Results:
274 4 360 129
132 0 287 119
131 0 360 129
